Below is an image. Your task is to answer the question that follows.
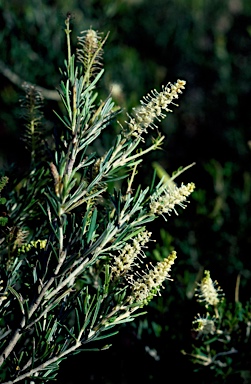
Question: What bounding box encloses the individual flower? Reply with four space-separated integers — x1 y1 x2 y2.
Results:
192 313 216 336
111 230 152 278
195 270 224 308
128 250 177 305
125 79 186 140
150 182 195 218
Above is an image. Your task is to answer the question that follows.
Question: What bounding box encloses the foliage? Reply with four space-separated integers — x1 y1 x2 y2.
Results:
1 1 251 383
0 16 195 383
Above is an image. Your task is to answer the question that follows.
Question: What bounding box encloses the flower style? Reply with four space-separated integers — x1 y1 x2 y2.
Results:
128 251 177 305
111 230 152 278
195 270 224 308
125 79 186 140
150 182 195 218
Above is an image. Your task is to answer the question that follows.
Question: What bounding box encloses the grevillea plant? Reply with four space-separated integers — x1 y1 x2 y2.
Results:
0 15 195 383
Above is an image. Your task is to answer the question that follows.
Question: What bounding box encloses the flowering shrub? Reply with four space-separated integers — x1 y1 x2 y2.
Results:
0 16 195 382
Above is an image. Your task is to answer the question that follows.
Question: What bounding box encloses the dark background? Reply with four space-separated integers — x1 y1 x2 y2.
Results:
1 0 251 382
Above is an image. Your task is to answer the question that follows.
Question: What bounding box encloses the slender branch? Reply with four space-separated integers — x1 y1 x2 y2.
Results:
24 287 73 331
44 257 89 301
126 162 139 194
0 60 60 101
65 15 72 74
110 136 164 170
0 317 26 367
71 84 77 134
2 341 82 384
28 251 67 319
235 273 240 303
0 251 67 366
170 162 196 182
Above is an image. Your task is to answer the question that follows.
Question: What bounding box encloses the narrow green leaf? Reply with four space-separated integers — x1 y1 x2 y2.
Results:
8 286 25 314
61 324 77 341
75 307 81 333
90 295 102 329
47 321 58 342
104 264 110 295
87 208 98 244
93 330 119 341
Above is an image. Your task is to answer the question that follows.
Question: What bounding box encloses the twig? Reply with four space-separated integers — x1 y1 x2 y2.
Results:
0 251 67 366
0 60 60 101
2 341 82 384
235 273 240 303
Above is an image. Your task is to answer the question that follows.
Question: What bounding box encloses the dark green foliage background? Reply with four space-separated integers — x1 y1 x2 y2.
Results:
1 0 251 382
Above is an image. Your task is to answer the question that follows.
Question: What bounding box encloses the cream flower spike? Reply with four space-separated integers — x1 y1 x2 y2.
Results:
150 182 195 218
128 251 177 306
125 79 186 140
195 270 224 308
111 230 152 278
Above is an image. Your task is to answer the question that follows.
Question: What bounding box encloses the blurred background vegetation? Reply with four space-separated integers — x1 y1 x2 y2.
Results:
1 0 251 382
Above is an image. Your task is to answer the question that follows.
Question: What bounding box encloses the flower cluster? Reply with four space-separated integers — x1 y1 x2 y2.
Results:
111 230 152 278
125 79 186 139
128 251 177 305
77 28 105 82
77 29 100 61
18 239 47 254
0 176 8 192
150 182 195 217
13 228 29 249
195 270 224 308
